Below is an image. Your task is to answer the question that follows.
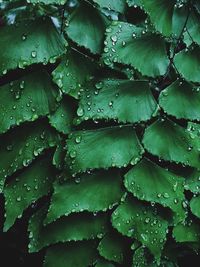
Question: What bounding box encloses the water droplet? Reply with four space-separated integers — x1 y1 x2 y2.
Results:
31 51 37 58
75 136 82 144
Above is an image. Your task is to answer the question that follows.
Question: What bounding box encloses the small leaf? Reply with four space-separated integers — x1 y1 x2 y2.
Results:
28 206 108 252
0 17 66 74
52 49 98 99
143 119 200 168
4 155 55 231
111 195 168 260
65 125 144 174
103 21 169 77
49 97 76 134
159 80 200 121
190 196 200 219
0 120 58 192
45 169 124 224
184 168 200 194
98 232 127 263
66 2 108 54
0 71 58 134
76 80 157 124
44 241 97 267
124 158 186 223
173 221 200 243
141 0 187 37
174 45 200 83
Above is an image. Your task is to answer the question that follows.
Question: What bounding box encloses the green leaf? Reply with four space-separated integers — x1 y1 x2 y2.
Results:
143 119 200 168
174 45 200 83
28 206 108 252
0 71 58 134
132 247 157 267
173 221 200 243
66 2 107 54
184 10 200 46
49 97 76 134
190 196 200 219
111 195 168 260
45 169 124 224
76 80 157 124
159 80 200 121
124 158 186 223
52 139 65 170
44 241 97 267
52 49 98 99
92 0 126 13
184 168 200 193
97 232 126 263
0 17 66 74
103 21 169 77
65 125 144 174
0 121 58 192
3 155 55 231
141 0 187 37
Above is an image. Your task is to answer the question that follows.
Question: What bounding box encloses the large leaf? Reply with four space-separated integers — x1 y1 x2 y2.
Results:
52 49 98 98
174 45 200 83
45 169 124 224
3 155 55 231
103 21 169 77
65 125 144 174
0 17 66 73
66 2 107 54
0 121 58 192
28 206 108 252
92 0 126 13
190 196 200 219
141 0 187 37
173 221 200 243
44 241 97 267
159 80 200 121
143 119 200 168
49 97 76 134
0 71 58 134
111 195 168 260
97 232 126 263
76 80 157 124
124 158 186 223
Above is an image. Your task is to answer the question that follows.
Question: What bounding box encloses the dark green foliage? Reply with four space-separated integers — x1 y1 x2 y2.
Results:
0 0 200 266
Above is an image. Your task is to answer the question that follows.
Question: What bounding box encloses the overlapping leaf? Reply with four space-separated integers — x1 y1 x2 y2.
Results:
92 0 127 13
173 221 200 243
141 0 188 37
111 195 168 260
45 169 124 224
190 196 200 219
29 206 108 252
174 45 200 83
65 125 144 174
65 2 108 54
124 158 186 223
0 71 58 134
159 80 200 121
143 119 200 168
103 21 169 77
44 241 97 267
76 80 157 124
0 121 58 192
0 17 66 73
52 49 98 98
49 97 76 134
4 155 56 231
